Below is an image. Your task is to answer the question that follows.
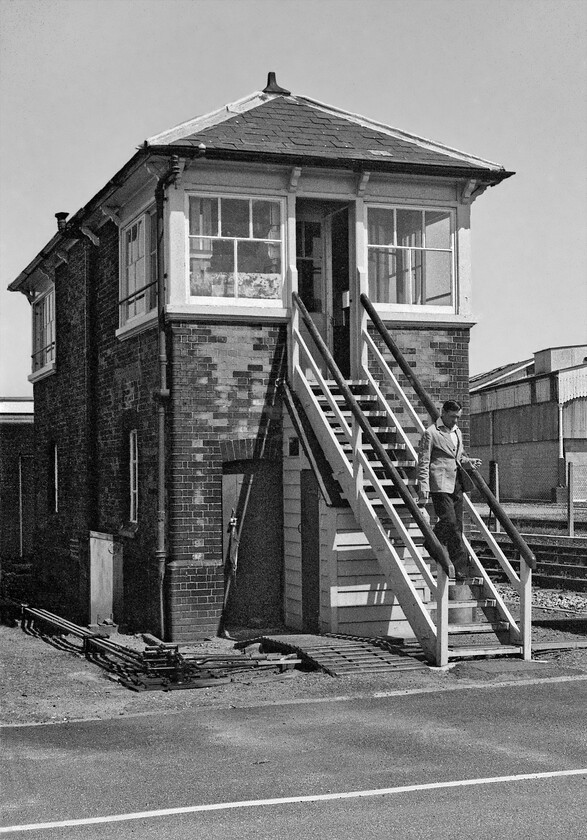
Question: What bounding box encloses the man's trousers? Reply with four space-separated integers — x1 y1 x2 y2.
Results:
430 482 469 578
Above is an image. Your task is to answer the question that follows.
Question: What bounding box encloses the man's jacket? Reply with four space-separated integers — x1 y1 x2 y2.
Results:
417 418 473 494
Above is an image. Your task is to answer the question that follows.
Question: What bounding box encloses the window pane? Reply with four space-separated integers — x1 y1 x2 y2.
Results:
252 200 281 239
368 248 410 303
397 209 422 248
190 239 234 296
189 197 218 236
368 208 394 246
425 211 451 249
424 251 452 305
237 241 282 299
221 198 249 238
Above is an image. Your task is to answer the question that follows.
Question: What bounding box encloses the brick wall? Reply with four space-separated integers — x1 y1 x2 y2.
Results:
370 324 471 446
31 224 161 630
0 421 34 601
166 320 286 640
32 245 92 621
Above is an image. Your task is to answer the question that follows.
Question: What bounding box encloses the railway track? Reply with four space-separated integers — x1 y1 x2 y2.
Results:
469 532 587 592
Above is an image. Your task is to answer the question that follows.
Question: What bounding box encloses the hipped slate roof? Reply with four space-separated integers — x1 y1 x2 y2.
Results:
145 80 512 180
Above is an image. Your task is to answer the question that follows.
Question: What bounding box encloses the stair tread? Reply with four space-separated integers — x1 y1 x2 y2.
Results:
448 645 522 658
426 600 497 609
448 621 510 633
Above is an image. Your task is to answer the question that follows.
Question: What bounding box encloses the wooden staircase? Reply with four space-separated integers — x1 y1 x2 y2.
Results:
291 291 535 666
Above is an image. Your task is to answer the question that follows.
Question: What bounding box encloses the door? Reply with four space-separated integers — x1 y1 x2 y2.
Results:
296 200 351 378
222 460 284 627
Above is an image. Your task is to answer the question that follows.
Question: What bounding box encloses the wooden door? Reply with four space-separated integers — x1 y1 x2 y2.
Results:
222 460 283 627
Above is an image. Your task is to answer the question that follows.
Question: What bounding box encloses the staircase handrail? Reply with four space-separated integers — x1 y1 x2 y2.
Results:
292 291 454 577
360 292 537 571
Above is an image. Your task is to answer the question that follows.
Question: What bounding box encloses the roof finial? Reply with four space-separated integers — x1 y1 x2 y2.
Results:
263 72 291 96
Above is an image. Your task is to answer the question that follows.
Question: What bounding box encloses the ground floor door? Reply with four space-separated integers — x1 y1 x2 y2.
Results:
222 460 284 627
296 199 351 378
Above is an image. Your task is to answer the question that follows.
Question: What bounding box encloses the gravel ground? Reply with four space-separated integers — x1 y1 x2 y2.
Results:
2 591 587 727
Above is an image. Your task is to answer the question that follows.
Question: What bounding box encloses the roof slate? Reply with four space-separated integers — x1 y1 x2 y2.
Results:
150 95 505 173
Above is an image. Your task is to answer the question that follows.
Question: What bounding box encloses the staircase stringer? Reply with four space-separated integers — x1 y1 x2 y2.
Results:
293 365 438 661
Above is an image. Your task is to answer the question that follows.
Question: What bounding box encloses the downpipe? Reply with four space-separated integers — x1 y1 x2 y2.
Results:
154 155 181 640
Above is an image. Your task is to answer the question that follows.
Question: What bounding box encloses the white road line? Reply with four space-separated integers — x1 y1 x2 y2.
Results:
1 768 586 834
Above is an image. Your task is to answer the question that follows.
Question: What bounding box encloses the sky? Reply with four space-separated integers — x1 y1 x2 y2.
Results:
1 0 586 397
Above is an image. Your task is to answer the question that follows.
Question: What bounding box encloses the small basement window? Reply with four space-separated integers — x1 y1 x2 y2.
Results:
188 195 284 303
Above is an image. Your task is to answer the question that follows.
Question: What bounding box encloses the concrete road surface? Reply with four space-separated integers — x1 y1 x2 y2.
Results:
1 676 586 839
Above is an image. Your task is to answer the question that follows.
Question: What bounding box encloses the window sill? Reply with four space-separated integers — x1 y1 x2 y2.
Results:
372 307 475 328
116 311 158 341
166 304 289 322
28 362 56 384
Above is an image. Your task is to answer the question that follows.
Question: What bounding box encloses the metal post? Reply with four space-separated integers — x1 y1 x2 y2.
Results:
568 461 575 538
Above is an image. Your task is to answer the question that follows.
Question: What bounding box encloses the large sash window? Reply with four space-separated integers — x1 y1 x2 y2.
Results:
120 209 157 325
188 196 284 302
367 207 454 308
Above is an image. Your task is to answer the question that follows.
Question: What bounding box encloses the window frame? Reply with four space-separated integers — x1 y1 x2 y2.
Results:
119 207 158 328
31 286 56 376
365 203 457 313
186 192 286 308
129 429 138 524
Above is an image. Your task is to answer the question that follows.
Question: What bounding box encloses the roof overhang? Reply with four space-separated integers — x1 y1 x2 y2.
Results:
146 142 514 185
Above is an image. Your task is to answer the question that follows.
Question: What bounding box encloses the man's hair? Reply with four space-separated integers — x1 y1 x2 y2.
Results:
442 399 462 413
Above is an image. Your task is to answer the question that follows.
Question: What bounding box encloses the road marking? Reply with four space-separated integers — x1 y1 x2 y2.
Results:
1 768 586 833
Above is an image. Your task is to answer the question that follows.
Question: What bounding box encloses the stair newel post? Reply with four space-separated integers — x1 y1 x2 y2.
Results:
520 562 532 660
435 566 449 667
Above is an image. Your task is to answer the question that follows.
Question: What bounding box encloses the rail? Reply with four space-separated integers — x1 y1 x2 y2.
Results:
292 291 453 577
360 292 537 571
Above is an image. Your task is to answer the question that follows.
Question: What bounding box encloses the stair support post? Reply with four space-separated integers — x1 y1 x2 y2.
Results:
435 566 449 667
520 562 532 660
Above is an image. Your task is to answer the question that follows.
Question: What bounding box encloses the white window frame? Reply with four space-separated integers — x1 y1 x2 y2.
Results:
365 204 457 314
186 193 286 308
129 429 138 524
31 286 56 377
120 208 157 327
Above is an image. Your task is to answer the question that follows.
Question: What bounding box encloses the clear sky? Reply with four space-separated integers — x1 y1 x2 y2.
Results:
1 0 585 396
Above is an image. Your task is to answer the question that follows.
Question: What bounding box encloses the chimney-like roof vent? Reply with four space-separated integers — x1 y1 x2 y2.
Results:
263 72 291 96
55 212 69 231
